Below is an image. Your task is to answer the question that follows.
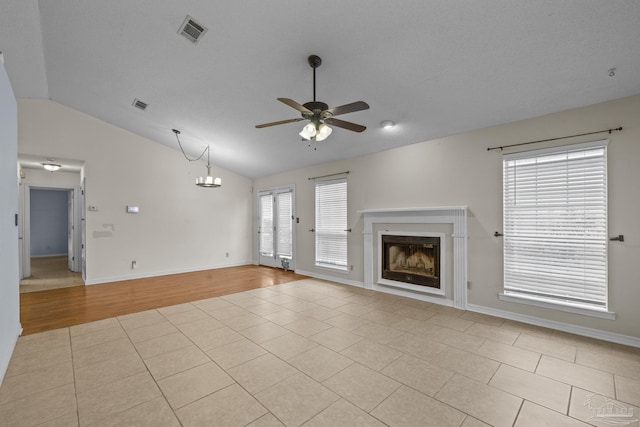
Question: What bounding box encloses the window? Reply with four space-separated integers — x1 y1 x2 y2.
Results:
259 193 274 256
315 178 348 270
277 191 293 259
502 140 608 312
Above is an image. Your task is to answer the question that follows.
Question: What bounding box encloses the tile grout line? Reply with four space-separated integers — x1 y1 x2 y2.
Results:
115 314 183 426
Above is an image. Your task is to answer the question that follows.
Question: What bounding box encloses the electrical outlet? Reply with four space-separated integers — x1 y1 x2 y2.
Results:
131 260 137 269
225 252 229 257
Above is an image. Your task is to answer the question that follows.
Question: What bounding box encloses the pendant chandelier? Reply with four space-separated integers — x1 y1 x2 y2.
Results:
172 129 221 188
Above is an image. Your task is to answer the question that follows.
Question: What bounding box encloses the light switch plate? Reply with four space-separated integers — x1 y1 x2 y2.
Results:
126 206 139 213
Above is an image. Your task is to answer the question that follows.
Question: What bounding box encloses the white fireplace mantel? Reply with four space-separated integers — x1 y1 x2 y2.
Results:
359 206 468 308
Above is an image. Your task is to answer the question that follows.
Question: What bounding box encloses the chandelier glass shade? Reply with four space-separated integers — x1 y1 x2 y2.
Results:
196 165 222 187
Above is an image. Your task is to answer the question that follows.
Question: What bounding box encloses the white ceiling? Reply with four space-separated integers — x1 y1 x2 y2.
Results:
2 1 639 179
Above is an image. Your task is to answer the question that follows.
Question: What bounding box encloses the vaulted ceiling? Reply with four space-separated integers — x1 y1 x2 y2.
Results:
2 1 639 178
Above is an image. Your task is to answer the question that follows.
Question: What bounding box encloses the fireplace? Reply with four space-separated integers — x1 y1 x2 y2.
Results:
381 234 441 289
361 207 466 306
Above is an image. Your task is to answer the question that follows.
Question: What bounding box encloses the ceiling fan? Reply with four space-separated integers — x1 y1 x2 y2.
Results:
255 55 369 142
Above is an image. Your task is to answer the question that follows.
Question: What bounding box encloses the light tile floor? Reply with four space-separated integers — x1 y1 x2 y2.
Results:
2 278 640 426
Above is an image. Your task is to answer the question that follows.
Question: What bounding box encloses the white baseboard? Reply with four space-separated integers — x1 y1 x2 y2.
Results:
295 269 364 288
466 303 640 348
85 260 254 285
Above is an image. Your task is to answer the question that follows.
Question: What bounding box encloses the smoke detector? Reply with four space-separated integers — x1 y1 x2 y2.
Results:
178 16 207 44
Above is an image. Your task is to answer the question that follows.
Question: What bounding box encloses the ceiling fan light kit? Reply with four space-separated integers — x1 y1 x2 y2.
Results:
256 55 369 143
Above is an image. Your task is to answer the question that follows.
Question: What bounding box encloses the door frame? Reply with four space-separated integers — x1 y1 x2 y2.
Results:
257 185 296 271
20 184 84 278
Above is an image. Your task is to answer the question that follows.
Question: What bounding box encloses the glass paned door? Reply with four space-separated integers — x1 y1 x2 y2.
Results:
258 187 295 269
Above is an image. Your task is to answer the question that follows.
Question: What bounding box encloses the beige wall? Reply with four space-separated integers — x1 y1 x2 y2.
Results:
22 168 81 188
15 95 639 340
254 94 640 339
18 99 254 284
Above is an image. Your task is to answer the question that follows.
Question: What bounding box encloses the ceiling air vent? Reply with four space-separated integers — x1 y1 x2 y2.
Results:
132 99 148 111
178 15 207 44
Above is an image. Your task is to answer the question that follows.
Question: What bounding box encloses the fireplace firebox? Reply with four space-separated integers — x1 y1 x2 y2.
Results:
381 234 441 289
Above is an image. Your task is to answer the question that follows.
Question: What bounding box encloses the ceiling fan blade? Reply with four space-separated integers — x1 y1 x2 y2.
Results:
326 101 370 117
325 117 367 133
277 98 311 114
255 118 304 128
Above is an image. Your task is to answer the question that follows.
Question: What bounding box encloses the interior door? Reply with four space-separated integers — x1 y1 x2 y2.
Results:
81 178 86 281
67 190 74 270
18 181 24 279
258 187 295 269
22 185 31 279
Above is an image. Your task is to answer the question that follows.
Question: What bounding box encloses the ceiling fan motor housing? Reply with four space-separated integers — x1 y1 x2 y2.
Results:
302 101 330 122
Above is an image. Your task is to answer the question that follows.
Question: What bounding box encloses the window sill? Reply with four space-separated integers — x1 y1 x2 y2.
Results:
498 292 616 320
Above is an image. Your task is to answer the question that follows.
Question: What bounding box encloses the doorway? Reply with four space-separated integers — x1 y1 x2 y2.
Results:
258 186 295 270
19 185 84 292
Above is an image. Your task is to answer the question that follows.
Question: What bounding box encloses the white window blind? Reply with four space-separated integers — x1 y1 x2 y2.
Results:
259 193 273 256
315 178 348 270
277 191 293 259
502 141 608 310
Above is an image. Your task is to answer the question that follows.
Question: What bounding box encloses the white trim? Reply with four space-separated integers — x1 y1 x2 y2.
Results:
467 303 639 348
360 206 468 309
499 293 616 320
84 260 252 285
359 206 469 214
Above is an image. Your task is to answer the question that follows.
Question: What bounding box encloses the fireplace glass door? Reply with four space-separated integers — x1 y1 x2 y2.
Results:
381 234 441 288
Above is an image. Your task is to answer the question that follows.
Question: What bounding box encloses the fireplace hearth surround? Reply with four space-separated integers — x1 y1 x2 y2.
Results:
360 207 468 309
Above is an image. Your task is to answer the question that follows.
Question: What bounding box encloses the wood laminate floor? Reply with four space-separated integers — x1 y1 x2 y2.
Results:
20 265 307 335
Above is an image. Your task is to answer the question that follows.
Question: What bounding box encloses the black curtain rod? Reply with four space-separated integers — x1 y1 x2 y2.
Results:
487 127 623 152
308 171 350 181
